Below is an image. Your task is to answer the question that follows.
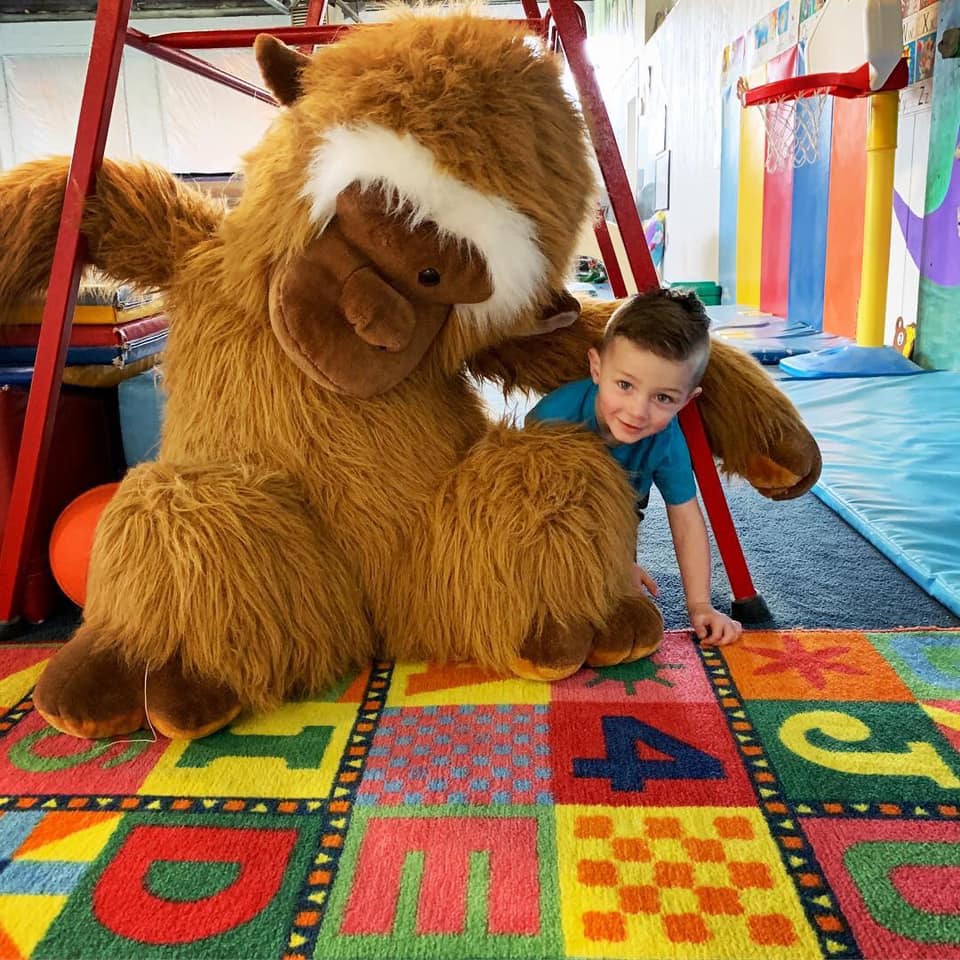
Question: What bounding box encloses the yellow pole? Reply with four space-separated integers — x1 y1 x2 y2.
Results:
856 89 899 347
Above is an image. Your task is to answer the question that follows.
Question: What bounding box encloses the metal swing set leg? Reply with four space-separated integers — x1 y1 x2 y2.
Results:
0 0 768 634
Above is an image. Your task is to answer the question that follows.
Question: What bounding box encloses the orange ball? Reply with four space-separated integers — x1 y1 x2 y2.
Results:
49 482 119 607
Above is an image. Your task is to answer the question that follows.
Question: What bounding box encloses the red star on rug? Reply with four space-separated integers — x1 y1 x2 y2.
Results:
741 634 868 689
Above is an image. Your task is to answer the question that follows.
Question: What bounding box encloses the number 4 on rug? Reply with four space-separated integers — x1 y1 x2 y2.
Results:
574 716 725 791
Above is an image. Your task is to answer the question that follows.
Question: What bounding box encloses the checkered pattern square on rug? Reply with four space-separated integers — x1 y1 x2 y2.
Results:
356 704 552 806
555 805 820 959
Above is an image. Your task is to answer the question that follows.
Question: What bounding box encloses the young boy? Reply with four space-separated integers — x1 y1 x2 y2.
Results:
526 288 742 646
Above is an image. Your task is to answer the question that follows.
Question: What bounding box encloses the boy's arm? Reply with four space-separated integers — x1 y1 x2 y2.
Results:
666 498 742 645
665 498 712 621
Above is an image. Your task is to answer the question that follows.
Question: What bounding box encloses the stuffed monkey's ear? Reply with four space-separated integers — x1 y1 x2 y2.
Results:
513 288 582 338
254 34 311 106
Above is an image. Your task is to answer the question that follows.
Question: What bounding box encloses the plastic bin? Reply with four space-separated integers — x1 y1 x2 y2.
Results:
669 281 722 305
118 366 165 466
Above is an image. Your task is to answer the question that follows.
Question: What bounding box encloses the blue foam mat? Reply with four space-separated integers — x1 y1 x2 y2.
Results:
779 371 960 618
707 305 845 364
779 343 925 378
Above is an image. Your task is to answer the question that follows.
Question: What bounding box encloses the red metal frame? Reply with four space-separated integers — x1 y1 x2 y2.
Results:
125 28 277 105
549 5 760 605
739 57 909 106
298 0 329 54
144 19 547 49
592 217 628 300
0 0 761 625
0 0 133 625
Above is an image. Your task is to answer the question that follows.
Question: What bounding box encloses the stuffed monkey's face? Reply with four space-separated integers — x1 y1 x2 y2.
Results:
269 184 493 397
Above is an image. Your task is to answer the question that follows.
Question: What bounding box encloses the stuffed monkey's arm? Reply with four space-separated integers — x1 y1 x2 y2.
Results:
697 337 821 499
0 156 222 308
466 295 611 394
469 296 821 500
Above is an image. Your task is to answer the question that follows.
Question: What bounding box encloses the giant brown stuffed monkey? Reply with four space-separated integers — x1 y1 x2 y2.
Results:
0 14 820 740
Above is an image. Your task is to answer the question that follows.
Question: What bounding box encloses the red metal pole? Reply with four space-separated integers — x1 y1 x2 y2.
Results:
550 0 765 618
679 403 767 614
144 20 546 50
146 25 351 49
299 0 329 54
592 215 627 298
0 0 132 626
548 0 659 293
125 29 277 105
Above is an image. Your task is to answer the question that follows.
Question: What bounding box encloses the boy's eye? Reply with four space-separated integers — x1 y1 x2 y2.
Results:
617 380 632 391
656 393 676 404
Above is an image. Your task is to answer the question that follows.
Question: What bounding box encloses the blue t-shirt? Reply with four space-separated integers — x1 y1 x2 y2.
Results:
525 378 696 505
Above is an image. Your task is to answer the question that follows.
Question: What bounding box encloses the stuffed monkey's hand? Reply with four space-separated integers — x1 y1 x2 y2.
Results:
745 428 822 500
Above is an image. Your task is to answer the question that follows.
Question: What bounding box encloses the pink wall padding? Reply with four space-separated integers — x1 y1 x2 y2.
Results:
759 47 798 318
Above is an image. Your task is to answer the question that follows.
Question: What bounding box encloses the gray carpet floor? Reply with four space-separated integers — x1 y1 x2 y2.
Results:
638 481 958 630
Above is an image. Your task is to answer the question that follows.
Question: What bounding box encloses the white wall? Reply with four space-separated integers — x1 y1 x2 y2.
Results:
591 0 800 283
0 15 292 173
643 0 778 282
0 6 556 174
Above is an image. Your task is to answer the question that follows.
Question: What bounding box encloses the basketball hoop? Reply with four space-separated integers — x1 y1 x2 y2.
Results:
738 77 830 173
737 60 909 175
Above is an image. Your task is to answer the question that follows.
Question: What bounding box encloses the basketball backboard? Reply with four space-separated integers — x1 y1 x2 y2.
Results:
804 0 904 90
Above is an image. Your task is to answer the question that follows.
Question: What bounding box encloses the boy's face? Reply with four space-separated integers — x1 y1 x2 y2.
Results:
588 336 702 445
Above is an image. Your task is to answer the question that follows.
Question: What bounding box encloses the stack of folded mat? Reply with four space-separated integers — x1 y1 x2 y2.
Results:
0 273 167 623
0 272 167 387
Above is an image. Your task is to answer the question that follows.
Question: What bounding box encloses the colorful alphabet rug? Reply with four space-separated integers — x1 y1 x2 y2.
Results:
1 628 958 959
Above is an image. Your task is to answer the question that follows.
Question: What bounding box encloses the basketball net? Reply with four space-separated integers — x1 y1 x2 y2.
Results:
737 78 830 175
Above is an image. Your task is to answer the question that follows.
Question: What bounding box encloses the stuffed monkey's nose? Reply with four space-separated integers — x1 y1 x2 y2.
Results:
339 268 417 351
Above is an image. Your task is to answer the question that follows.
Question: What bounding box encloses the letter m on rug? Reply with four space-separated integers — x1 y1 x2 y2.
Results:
340 816 540 936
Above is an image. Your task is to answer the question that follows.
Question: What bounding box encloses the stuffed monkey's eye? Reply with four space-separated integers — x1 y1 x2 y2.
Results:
418 268 441 287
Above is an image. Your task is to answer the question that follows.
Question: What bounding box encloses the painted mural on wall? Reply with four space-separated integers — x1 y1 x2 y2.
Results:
894 125 960 287
915 0 960 369
717 0 959 368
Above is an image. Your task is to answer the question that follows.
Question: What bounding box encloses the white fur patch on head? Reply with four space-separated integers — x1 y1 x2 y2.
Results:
301 124 548 329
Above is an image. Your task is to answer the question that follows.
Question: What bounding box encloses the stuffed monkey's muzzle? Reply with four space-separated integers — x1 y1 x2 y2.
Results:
340 267 416 352
268 184 492 398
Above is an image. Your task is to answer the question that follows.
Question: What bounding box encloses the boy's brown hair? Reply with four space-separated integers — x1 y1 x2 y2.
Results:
602 287 712 385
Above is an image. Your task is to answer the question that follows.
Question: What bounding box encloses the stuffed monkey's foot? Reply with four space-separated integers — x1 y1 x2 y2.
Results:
145 654 242 740
33 626 146 739
586 593 664 667
508 615 593 682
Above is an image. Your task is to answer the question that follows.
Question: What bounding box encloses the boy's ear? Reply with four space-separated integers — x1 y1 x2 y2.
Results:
588 347 602 384
678 385 702 411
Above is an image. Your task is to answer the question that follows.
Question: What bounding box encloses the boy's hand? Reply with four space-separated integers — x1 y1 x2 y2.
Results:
688 602 742 646
631 563 659 596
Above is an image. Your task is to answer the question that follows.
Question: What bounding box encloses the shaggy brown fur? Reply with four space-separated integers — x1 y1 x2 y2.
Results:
0 157 222 303
1 13 820 739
